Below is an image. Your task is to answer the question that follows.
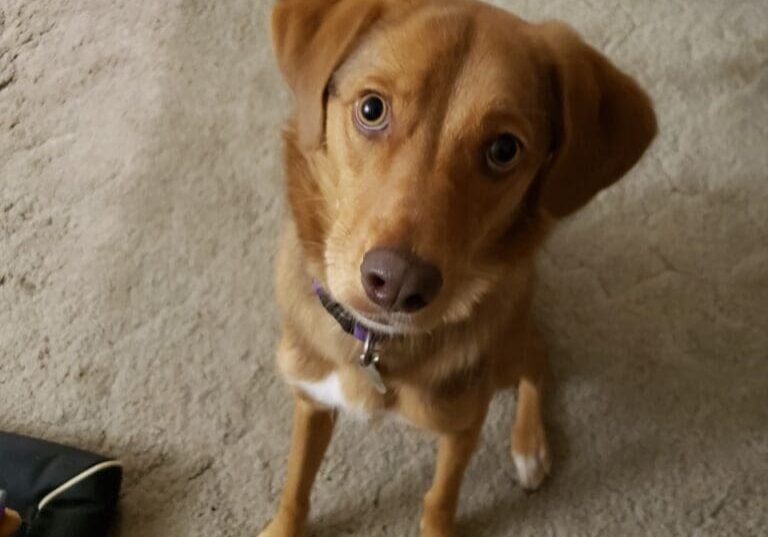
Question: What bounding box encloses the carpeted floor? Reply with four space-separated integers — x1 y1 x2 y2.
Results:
1 0 766 535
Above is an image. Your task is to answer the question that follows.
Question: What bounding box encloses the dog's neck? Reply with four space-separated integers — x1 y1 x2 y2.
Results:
312 281 389 394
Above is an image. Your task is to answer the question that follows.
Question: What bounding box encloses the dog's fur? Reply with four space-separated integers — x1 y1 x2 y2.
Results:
260 1 656 535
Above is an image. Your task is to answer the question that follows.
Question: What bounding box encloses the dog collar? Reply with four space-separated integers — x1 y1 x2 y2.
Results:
312 281 388 394
312 281 374 342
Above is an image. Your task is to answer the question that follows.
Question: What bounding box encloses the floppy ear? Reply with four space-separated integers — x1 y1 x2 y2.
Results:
537 23 657 218
271 0 386 149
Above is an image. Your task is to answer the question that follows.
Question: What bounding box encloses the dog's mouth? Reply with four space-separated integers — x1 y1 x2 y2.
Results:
346 307 419 337
313 280 425 338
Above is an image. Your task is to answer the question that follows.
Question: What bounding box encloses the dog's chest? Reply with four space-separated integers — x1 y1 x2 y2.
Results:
292 372 393 420
289 362 487 432
294 373 350 409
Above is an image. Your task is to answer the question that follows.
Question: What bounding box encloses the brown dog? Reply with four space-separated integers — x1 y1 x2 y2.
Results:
260 0 656 535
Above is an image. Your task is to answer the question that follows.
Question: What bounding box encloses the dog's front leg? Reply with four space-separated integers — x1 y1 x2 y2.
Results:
258 395 335 537
511 369 551 491
421 421 484 537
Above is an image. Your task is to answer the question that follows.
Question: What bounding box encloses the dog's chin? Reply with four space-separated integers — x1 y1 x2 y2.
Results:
343 290 485 338
332 275 492 337
346 308 422 337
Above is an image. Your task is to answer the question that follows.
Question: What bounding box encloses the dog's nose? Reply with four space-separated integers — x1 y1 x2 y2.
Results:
360 248 443 312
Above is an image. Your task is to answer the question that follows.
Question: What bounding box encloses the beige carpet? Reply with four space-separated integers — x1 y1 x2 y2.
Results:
1 0 766 535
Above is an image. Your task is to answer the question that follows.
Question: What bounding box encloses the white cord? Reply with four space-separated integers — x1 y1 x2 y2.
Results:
37 460 124 511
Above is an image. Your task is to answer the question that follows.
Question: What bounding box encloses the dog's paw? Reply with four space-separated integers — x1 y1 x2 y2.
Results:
420 515 456 537
254 522 283 537
512 442 551 491
256 516 303 537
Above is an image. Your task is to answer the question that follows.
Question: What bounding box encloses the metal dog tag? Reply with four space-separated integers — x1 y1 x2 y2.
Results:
360 333 387 394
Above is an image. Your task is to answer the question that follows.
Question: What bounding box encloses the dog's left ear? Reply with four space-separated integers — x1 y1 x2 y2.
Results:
537 23 657 218
272 0 386 149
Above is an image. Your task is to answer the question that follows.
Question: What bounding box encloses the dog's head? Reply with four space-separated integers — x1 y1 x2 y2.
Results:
272 0 656 335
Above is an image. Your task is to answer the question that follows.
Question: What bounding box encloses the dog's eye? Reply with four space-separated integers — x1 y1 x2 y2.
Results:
486 133 520 172
355 93 390 132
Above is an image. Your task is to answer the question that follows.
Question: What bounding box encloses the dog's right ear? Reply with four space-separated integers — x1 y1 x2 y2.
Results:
272 0 386 149
536 22 657 218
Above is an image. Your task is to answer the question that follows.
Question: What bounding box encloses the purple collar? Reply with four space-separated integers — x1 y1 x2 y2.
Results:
312 281 377 343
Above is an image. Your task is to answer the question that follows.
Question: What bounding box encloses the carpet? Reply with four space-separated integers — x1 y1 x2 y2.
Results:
1 0 766 535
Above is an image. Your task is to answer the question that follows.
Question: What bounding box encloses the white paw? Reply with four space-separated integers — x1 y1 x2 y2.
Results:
513 445 550 491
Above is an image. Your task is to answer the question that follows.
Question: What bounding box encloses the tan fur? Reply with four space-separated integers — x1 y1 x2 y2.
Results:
260 1 656 535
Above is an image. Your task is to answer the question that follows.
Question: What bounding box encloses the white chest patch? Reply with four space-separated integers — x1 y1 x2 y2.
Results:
294 373 350 410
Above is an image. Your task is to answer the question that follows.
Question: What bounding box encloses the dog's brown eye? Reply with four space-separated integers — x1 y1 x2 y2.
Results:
487 133 520 171
355 93 390 132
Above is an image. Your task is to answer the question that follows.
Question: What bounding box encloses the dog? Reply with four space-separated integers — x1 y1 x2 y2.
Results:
259 0 656 535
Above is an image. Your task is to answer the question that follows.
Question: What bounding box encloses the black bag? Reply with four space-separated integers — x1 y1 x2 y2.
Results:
0 432 122 537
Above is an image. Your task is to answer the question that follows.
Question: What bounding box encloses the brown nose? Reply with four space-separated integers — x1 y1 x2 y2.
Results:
360 248 443 312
